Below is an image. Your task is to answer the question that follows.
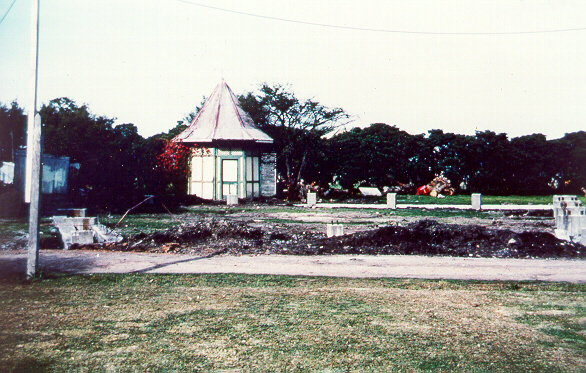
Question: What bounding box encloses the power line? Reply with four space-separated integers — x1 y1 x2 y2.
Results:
0 0 18 27
174 0 586 35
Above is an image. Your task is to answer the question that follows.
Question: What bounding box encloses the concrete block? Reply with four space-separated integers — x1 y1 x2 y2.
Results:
553 196 586 240
471 193 482 210
52 216 68 225
553 195 580 218
92 224 122 243
386 193 397 209
553 195 578 203
307 192 317 207
555 229 569 241
70 208 86 217
359 187 381 196
569 215 586 239
227 194 238 205
53 216 98 249
581 228 586 246
64 217 97 229
326 224 344 237
71 230 93 245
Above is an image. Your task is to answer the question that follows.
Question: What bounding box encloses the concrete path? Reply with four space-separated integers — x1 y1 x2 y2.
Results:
1 250 585 283
315 203 552 210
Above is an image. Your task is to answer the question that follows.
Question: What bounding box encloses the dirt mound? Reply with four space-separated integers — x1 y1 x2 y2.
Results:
72 220 266 255
72 219 585 259
289 220 585 258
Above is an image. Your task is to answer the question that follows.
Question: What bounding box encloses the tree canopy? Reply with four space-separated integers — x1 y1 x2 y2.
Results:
239 83 352 199
0 101 26 163
2 87 585 212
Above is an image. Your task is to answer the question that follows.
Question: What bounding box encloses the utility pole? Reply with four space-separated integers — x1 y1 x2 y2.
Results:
27 114 42 279
26 0 41 280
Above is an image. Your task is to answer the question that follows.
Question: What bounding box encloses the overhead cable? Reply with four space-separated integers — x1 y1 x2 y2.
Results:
0 0 18 27
174 0 586 35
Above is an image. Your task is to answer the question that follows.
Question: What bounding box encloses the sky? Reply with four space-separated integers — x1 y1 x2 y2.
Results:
1 0 585 140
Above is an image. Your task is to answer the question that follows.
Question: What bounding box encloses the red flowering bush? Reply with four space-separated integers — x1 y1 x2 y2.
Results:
156 139 191 176
155 140 210 198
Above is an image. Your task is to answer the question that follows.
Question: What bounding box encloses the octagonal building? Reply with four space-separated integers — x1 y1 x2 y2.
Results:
173 80 276 200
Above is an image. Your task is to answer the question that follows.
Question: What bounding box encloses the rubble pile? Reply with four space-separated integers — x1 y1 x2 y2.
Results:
52 210 122 249
299 220 585 258
72 219 585 259
73 220 268 255
416 176 455 198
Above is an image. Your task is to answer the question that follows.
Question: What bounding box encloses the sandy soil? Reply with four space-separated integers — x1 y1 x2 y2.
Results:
2 249 586 283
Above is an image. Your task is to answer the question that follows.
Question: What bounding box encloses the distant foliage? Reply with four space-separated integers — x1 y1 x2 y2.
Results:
329 124 586 196
2 89 586 211
0 101 27 162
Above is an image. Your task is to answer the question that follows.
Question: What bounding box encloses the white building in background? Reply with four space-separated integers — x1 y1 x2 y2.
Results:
173 80 276 200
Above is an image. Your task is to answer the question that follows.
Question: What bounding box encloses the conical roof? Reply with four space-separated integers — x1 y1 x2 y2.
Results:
173 80 273 144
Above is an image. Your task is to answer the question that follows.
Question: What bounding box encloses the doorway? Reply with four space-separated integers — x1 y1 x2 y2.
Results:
222 159 238 197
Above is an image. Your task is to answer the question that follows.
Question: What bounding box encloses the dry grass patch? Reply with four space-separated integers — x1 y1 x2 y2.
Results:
0 274 585 372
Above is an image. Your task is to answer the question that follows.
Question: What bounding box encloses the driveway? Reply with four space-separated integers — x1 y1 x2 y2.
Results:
1 249 585 283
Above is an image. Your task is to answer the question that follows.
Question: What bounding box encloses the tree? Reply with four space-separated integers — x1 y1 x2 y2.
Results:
419 130 476 192
330 123 420 189
0 101 27 163
39 98 150 211
464 131 515 195
553 131 586 194
240 84 351 199
508 134 557 195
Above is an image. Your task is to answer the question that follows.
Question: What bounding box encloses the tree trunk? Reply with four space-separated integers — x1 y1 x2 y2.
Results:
286 151 308 201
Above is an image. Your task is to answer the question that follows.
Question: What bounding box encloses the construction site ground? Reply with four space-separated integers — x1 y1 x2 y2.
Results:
1 202 585 282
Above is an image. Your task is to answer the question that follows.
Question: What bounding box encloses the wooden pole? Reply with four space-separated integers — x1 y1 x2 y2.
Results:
27 113 42 280
26 0 41 280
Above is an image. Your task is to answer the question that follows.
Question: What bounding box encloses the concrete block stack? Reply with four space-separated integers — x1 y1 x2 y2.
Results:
553 195 586 243
52 209 121 249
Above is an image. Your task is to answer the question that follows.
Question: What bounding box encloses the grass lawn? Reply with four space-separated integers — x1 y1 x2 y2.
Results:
1 274 585 372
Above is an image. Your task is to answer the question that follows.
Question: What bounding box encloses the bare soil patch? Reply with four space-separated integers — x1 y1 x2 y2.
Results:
72 216 585 259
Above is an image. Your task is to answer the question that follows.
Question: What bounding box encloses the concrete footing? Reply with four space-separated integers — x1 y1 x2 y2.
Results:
386 193 397 209
52 214 122 249
553 195 586 242
471 193 482 210
227 194 238 205
307 192 317 207
326 224 344 237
